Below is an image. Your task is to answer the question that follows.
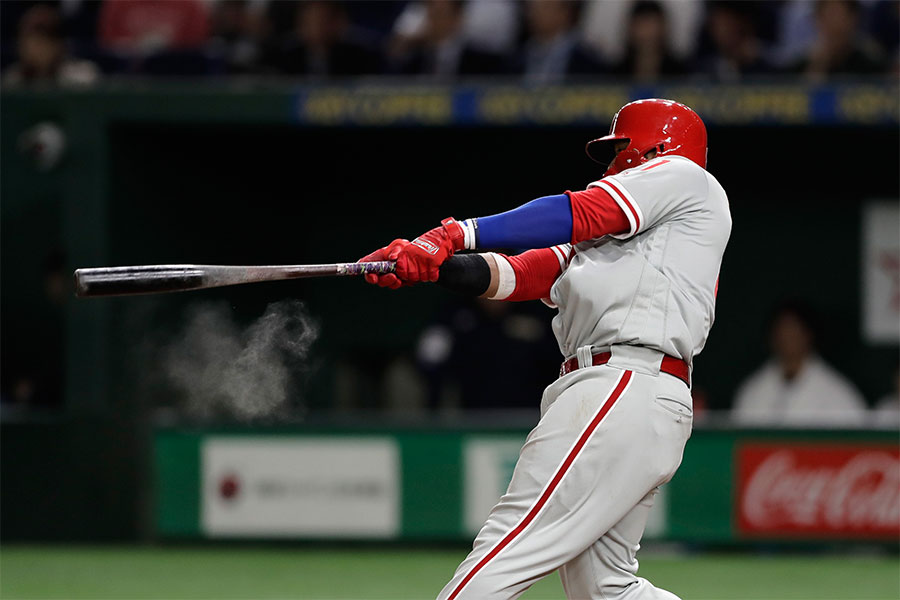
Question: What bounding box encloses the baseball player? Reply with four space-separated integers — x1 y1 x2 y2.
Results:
361 99 731 600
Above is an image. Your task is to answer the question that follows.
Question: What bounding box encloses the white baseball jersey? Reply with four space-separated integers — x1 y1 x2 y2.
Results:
550 155 732 361
439 156 731 600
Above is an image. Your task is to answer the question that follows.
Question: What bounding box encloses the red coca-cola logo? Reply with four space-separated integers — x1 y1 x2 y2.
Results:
737 444 900 538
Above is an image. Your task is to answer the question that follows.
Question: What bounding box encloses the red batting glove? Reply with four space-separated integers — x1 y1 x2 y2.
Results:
395 218 466 283
359 239 409 289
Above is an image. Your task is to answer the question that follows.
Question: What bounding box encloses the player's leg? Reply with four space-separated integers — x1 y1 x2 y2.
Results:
559 373 692 600
559 489 680 600
436 367 690 600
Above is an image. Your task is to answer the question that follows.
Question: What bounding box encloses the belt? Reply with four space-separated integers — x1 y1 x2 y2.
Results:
559 351 690 386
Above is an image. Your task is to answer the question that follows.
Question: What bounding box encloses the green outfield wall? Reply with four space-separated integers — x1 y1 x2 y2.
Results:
153 425 899 544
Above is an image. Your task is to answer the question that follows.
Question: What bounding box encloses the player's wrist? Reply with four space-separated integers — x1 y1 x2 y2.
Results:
440 217 469 252
456 218 478 250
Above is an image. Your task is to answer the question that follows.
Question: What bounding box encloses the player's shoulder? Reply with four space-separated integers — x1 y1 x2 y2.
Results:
622 155 701 175
611 155 707 189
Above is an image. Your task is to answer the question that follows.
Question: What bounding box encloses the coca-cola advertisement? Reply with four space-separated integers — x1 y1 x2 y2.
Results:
737 444 900 538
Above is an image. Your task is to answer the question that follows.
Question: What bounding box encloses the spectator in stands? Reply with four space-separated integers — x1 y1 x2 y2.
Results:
392 0 520 57
3 4 99 87
261 1 380 77
732 301 867 427
579 0 703 69
695 1 772 82
99 0 209 55
770 0 817 68
794 0 886 81
612 0 685 82
516 0 602 83
388 0 504 79
463 0 519 56
209 0 263 75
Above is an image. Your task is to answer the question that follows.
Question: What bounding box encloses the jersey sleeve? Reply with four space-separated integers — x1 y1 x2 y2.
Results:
566 186 632 244
586 156 707 239
484 245 571 303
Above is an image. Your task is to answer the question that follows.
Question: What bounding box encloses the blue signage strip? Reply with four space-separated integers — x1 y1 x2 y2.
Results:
294 83 898 127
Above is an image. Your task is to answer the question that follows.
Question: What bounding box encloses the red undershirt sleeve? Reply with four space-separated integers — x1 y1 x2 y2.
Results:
566 187 631 244
488 246 568 302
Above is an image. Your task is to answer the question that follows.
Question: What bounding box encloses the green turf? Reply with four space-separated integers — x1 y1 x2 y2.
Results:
0 546 897 600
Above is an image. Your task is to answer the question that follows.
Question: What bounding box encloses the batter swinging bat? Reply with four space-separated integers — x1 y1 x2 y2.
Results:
74 261 396 298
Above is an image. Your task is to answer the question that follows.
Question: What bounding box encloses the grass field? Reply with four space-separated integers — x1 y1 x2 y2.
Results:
1 546 897 599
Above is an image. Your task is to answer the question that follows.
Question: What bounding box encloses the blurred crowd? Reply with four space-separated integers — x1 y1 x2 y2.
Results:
1 0 898 86
381 296 898 427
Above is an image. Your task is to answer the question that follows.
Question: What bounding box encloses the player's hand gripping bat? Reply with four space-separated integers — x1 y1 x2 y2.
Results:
73 262 396 298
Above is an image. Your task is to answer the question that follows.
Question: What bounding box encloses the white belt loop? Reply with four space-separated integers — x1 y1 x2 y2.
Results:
576 345 594 369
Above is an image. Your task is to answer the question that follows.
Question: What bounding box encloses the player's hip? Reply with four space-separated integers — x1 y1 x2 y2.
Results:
542 345 692 416
532 363 692 496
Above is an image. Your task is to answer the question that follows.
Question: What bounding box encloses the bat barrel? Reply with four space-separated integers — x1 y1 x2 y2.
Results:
75 265 208 297
73 261 396 298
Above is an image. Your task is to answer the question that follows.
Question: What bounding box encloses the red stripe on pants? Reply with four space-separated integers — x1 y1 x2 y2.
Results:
447 369 633 600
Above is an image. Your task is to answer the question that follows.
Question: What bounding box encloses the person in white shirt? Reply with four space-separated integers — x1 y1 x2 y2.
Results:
732 301 867 427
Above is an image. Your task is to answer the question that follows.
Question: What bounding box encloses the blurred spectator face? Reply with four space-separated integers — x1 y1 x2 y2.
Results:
17 6 63 76
708 5 750 55
770 311 813 367
816 0 859 46
628 3 667 50
424 0 464 44
297 2 345 48
526 0 576 41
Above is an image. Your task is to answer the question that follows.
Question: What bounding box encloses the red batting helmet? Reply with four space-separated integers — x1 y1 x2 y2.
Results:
585 99 707 176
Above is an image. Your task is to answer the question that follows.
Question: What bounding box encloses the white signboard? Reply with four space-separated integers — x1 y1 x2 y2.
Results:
862 201 900 343
202 437 400 538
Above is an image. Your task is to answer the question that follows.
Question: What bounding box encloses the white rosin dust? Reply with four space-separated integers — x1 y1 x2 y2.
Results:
163 300 319 420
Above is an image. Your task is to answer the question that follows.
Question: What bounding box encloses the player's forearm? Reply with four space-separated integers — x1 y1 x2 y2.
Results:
437 249 562 302
435 253 511 299
436 253 492 296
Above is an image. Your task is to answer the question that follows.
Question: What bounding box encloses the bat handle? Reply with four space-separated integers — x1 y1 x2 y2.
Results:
346 261 396 276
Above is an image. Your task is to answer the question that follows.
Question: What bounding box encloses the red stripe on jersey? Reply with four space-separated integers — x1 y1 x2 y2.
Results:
602 179 641 233
566 187 631 244
446 370 633 600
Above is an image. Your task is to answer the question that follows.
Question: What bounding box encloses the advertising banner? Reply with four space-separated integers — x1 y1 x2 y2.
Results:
201 437 400 538
737 443 900 538
156 428 899 543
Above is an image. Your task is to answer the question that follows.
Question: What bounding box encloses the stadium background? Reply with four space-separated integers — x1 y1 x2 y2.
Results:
1 1 898 598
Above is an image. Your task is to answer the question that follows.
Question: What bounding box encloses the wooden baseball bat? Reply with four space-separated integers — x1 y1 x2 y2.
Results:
74 261 396 298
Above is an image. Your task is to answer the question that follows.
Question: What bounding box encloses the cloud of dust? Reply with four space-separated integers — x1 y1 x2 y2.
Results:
162 300 319 421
